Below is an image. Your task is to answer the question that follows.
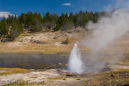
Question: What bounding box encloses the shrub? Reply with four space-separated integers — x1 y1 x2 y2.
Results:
62 37 69 44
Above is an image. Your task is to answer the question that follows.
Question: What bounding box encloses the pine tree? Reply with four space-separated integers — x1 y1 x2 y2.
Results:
19 13 26 25
0 17 8 37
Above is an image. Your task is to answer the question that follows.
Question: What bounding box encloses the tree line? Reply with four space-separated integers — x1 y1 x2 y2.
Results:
0 10 106 39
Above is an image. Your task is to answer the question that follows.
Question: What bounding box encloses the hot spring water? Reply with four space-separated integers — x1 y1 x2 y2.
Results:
68 43 83 74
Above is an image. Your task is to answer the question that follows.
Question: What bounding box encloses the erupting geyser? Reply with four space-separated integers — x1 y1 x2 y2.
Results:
68 42 83 74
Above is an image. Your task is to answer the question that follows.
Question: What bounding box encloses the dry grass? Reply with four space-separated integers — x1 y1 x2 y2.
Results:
21 43 73 54
0 29 88 54
0 68 29 75
4 84 38 86
4 83 45 86
85 69 129 86
0 42 89 54
112 69 129 73
0 43 73 54
47 76 66 80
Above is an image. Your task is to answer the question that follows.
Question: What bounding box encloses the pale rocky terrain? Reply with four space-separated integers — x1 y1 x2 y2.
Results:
1 65 129 86
0 69 91 86
0 69 60 85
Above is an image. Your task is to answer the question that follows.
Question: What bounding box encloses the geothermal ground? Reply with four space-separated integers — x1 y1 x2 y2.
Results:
1 28 129 85
0 69 92 86
1 66 129 86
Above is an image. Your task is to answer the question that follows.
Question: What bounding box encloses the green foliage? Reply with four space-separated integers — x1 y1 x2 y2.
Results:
0 15 23 39
42 12 58 31
0 17 8 37
0 10 107 39
61 23 74 31
19 12 26 24
54 22 61 31
62 37 69 44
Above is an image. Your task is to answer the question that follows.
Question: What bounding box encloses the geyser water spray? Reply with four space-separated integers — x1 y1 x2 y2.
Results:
68 42 83 74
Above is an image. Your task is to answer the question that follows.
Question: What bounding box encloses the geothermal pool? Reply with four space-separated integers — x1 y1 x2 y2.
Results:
0 54 69 69
0 53 118 73
0 42 123 73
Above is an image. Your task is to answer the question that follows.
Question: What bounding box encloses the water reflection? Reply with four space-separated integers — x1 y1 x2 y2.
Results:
0 54 68 69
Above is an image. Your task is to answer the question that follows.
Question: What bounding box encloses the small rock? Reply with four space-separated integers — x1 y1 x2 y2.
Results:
10 80 17 83
58 63 63 65
19 39 23 42
111 74 115 78
28 81 33 84
116 80 119 82
36 80 44 84
53 37 57 39
63 78 66 80
77 78 80 80
65 64 68 66
29 69 36 72
0 70 6 73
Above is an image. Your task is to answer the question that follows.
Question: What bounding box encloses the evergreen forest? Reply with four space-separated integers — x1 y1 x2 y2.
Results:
0 10 107 39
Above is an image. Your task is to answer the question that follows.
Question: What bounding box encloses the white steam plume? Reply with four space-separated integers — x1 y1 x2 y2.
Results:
83 10 129 52
81 1 129 73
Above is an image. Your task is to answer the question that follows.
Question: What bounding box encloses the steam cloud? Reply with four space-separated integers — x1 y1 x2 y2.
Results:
84 9 129 52
81 1 129 73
